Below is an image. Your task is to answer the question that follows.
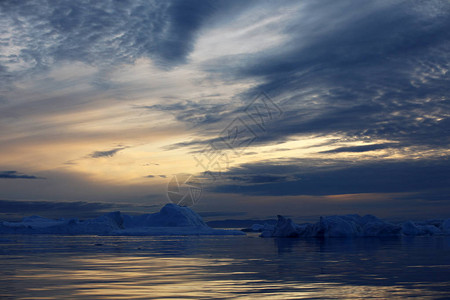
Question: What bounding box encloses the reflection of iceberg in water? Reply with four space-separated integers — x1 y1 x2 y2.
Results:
1 234 449 299
0 203 243 236
258 214 450 238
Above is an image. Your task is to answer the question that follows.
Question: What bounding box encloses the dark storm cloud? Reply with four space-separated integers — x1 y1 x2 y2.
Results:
155 0 450 154
5 0 447 154
0 199 112 217
229 174 290 184
320 143 397 154
241 0 450 149
0 199 164 221
0 171 44 179
0 0 242 88
210 158 450 197
90 147 127 158
0 199 131 221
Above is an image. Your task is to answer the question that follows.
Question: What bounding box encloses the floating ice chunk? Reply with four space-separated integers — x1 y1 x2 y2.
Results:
96 211 124 228
242 223 275 233
359 214 383 226
261 214 446 238
402 221 421 236
241 223 265 232
0 204 244 236
251 224 265 231
144 203 207 227
122 203 207 228
263 223 275 232
363 221 401 237
292 223 314 237
421 224 441 235
316 216 361 237
3 216 59 228
271 215 299 237
402 221 442 236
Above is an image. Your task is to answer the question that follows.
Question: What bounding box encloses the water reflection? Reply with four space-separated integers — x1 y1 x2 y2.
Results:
1 235 449 299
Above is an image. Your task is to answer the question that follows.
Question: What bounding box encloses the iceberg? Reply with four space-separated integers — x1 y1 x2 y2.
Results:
402 220 442 236
441 218 450 234
243 223 275 233
0 203 244 236
260 214 447 238
271 215 301 237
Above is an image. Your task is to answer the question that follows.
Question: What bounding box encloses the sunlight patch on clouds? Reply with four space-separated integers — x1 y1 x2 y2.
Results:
190 3 300 62
221 134 449 172
47 62 98 83
109 57 259 106
0 52 262 182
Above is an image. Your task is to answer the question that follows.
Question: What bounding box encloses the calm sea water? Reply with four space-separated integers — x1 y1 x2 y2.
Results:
0 234 449 299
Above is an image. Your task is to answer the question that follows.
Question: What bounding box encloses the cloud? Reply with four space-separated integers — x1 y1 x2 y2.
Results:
0 0 449 219
198 211 247 218
229 174 290 184
0 0 244 87
171 0 450 154
320 143 397 153
0 171 44 179
90 147 127 158
0 199 112 219
210 158 450 197
5 0 448 156
0 199 162 221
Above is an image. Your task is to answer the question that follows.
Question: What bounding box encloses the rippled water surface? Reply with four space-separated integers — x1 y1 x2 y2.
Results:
1 234 449 299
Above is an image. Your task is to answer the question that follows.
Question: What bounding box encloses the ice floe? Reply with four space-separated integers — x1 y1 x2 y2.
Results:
257 214 449 238
0 203 244 236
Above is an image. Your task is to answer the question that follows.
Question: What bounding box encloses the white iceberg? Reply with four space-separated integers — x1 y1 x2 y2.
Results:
260 214 447 238
0 203 244 236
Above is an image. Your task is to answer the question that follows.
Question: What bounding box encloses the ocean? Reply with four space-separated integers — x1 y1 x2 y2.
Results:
1 234 449 299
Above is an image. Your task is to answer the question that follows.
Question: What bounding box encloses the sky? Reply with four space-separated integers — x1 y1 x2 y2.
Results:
0 0 449 221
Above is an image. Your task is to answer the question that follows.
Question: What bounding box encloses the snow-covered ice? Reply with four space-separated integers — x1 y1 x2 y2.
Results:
258 214 450 238
0 203 244 236
2 204 449 238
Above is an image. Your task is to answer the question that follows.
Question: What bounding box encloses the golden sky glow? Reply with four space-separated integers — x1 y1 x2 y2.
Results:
0 0 449 220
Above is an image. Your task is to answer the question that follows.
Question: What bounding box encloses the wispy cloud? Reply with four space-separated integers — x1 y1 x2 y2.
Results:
320 143 397 154
90 147 127 158
210 158 450 197
191 0 450 151
0 0 449 218
0 171 45 179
